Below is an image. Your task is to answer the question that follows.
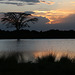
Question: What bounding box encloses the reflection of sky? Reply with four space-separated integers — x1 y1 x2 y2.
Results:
33 50 75 60
0 39 75 52
0 39 75 60
0 0 75 31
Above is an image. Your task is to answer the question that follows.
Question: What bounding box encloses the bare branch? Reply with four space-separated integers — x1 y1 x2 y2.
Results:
1 12 38 31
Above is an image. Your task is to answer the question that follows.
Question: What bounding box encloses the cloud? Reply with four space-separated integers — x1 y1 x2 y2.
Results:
1 12 75 31
26 16 50 31
0 0 39 2
48 14 75 30
61 14 75 24
25 11 35 14
71 2 75 6
21 0 39 2
0 1 24 6
71 2 75 3
0 1 37 6
27 2 40 5
70 2 75 6
40 0 55 5
0 0 40 6
0 13 50 31
28 14 75 31
33 14 75 31
0 0 55 6
33 10 75 24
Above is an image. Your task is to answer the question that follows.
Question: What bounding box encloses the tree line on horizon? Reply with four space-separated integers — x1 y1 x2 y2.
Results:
0 29 75 39
0 12 75 39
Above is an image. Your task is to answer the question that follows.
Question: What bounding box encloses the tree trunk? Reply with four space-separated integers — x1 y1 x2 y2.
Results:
16 28 20 41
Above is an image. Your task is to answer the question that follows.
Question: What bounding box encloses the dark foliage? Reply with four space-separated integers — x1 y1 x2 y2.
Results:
0 53 75 75
0 52 24 64
59 56 72 64
0 29 75 39
1 12 38 31
36 54 56 63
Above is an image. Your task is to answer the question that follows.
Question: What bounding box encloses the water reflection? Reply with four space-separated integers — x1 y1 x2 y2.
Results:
0 39 75 60
0 39 75 51
33 50 75 60
0 50 75 62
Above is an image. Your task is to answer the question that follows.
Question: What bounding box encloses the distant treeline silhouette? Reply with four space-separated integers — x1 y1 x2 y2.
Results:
0 52 75 75
0 29 75 39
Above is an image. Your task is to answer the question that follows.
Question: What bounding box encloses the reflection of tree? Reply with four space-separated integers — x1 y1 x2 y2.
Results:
1 12 38 31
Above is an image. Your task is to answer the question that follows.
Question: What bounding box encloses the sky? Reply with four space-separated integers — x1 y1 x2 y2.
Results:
0 0 75 31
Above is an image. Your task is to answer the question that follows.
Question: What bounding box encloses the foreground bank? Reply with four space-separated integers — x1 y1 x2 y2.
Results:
0 52 75 75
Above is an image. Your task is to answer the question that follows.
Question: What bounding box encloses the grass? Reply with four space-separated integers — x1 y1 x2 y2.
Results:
0 52 75 75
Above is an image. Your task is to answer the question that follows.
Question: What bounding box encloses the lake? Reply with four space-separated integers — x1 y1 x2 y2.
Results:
0 39 75 60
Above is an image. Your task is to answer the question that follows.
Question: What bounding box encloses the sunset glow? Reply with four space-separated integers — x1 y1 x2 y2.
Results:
0 0 75 31
33 10 75 24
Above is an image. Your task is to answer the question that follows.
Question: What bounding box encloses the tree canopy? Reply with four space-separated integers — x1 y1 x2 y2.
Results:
1 12 38 31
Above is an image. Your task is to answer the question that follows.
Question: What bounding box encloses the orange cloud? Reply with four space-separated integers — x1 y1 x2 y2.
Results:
70 2 75 6
71 2 75 3
33 10 75 24
40 0 55 5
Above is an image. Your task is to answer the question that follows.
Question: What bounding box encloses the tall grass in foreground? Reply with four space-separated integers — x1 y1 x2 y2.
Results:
0 52 24 64
0 52 75 75
0 52 74 64
36 54 75 64
36 54 56 63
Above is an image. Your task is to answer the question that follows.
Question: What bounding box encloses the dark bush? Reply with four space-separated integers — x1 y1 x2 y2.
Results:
59 56 72 63
36 54 56 64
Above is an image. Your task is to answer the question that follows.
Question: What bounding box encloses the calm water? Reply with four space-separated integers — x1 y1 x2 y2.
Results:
0 39 75 51
0 39 75 59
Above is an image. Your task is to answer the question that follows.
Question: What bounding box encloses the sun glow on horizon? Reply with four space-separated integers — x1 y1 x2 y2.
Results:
0 0 75 30
33 10 75 24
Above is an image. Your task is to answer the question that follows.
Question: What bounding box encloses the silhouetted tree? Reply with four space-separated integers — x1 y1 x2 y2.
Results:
1 12 38 31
